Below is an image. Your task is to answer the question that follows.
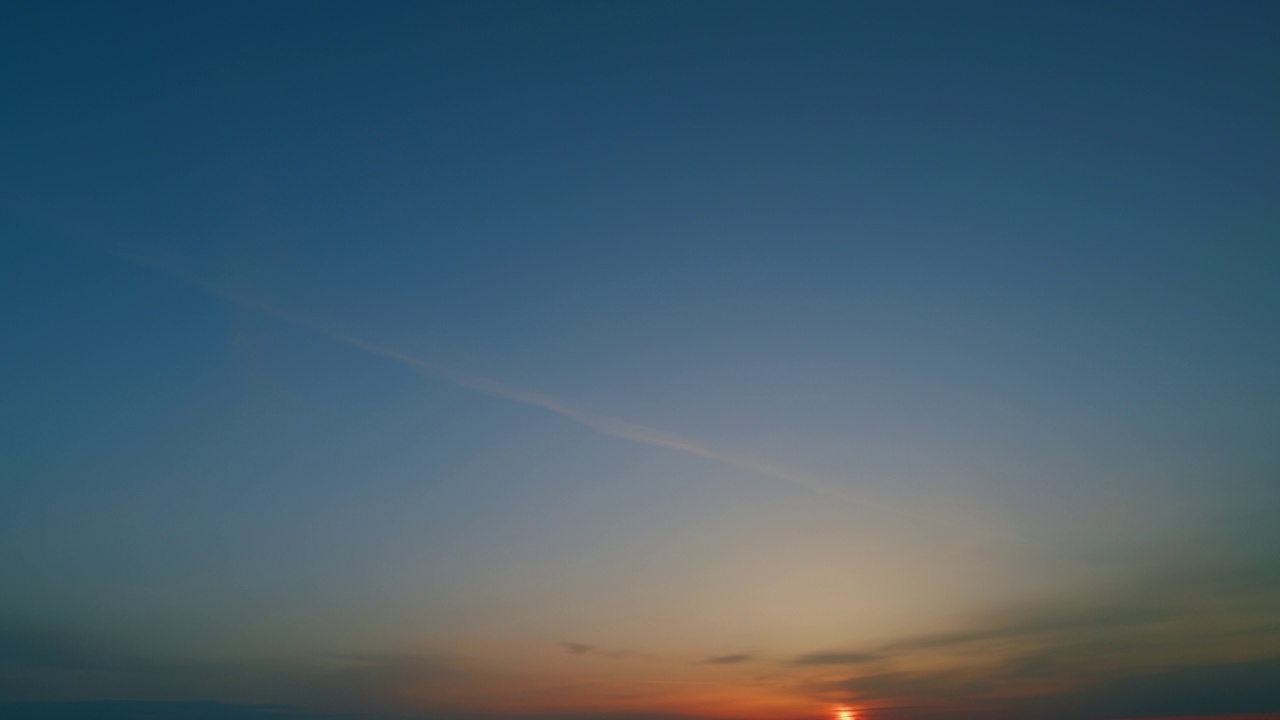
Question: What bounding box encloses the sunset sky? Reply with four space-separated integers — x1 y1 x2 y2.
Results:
2 3 1279 720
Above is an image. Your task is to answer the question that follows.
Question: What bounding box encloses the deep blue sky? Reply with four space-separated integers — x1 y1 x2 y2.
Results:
2 3 1279 719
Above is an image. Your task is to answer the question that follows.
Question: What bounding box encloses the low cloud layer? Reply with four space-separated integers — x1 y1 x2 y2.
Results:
5 543 1280 720
790 552 1280 719
0 623 456 711
0 702 330 720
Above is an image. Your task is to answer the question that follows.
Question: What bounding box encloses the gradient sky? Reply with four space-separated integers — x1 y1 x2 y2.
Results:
2 3 1279 720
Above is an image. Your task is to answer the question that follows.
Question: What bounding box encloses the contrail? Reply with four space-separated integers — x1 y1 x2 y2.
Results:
197 279 1001 539
3 204 1001 539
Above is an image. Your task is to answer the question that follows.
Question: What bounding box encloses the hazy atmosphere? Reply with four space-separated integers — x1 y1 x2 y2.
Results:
3 3 1279 720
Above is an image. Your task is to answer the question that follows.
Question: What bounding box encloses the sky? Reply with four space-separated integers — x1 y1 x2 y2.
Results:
2 2 1279 720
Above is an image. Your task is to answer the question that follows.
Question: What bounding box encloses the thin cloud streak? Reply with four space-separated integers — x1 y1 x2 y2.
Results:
228 288 1000 538
47 230 1003 540
259 294 1003 535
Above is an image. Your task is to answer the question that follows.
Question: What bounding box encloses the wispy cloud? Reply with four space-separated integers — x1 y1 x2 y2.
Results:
0 205 1005 541
790 651 881 666
114 252 1002 540
700 654 752 665
558 642 636 661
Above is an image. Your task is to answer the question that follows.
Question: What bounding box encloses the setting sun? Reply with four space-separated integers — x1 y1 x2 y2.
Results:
834 706 857 720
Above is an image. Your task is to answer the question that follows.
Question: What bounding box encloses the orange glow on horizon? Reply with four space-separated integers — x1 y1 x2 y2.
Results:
833 706 857 720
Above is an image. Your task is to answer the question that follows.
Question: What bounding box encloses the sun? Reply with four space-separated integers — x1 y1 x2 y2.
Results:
833 706 857 720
